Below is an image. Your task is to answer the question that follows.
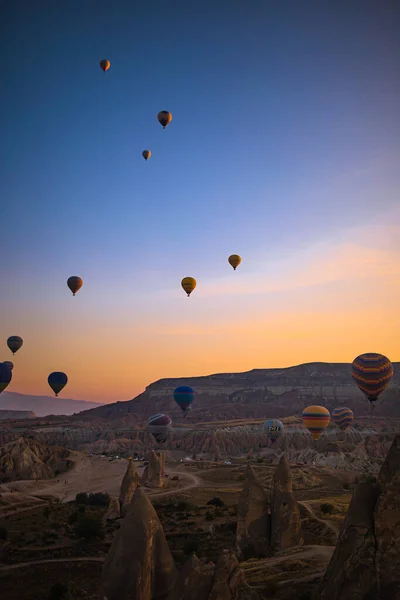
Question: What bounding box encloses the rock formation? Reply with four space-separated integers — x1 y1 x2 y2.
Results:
166 551 260 600
141 451 165 488
0 410 36 420
0 437 71 482
317 434 400 599
235 464 270 560
100 487 177 600
119 458 140 516
270 455 303 551
104 497 121 522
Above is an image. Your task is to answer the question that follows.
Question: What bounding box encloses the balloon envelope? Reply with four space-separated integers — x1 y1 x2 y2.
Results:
147 413 172 444
352 353 394 402
332 407 354 431
2 361 13 371
181 277 196 297
302 405 330 441
174 385 195 412
0 362 12 394
100 59 110 72
7 336 23 355
48 372 68 396
157 111 172 128
228 254 242 270
142 150 151 160
67 276 83 296
263 419 284 441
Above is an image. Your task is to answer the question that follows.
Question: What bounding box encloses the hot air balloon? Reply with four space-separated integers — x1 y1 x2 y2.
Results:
2 361 13 371
181 277 196 297
142 150 151 161
0 362 12 394
147 413 172 444
100 59 110 72
228 254 242 271
263 419 284 441
67 276 83 296
174 385 195 415
48 372 68 396
7 336 23 355
302 405 330 441
352 353 394 404
157 111 172 129
332 407 354 431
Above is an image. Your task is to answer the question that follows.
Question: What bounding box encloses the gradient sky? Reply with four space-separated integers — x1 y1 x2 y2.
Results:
1 0 399 403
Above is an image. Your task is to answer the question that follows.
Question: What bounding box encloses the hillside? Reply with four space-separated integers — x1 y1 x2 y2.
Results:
0 410 36 420
0 437 72 482
0 392 104 417
78 361 400 423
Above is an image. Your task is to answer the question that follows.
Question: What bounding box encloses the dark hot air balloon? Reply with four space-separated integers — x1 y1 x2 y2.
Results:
302 405 330 441
100 59 110 72
2 361 13 371
173 385 194 415
67 276 83 296
48 372 68 396
228 254 242 270
181 277 196 297
157 111 172 129
142 150 151 161
332 407 354 431
0 362 12 394
147 413 172 444
351 353 394 404
263 419 284 442
7 336 23 355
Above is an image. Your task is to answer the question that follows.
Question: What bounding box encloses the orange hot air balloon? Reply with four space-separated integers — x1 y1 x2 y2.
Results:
142 150 151 161
157 111 172 129
181 277 196 297
351 353 394 404
228 254 242 270
100 59 110 72
67 276 83 296
302 405 330 441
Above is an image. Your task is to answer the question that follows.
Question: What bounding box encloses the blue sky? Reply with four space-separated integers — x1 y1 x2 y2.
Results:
1 1 399 401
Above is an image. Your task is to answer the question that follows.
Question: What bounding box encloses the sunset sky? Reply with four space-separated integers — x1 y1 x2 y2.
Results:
2 1 399 403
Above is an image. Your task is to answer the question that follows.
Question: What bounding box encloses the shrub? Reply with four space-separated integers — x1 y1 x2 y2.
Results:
74 515 104 540
342 482 350 490
206 497 225 508
205 511 214 521
68 512 79 525
48 582 69 599
320 503 334 515
0 527 7 541
175 500 194 512
75 492 88 505
75 492 110 507
183 539 199 555
364 474 377 484
78 505 86 513
43 506 50 518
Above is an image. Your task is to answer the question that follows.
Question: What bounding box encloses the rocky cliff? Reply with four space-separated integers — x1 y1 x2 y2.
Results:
317 434 400 599
0 437 72 482
119 458 140 516
78 362 400 422
270 455 303 551
236 464 270 560
0 410 36 420
141 451 165 488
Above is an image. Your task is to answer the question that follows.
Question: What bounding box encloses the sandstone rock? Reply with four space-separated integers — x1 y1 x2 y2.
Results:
317 434 400 600
0 437 71 482
270 455 303 551
100 487 177 600
141 451 165 488
104 497 121 522
165 554 214 600
119 458 140 516
208 550 260 600
235 464 270 560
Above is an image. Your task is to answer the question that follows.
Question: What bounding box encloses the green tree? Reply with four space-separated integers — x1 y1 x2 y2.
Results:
320 503 334 515
74 515 104 540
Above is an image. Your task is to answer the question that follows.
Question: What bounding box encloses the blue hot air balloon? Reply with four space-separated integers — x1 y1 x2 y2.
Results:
332 407 354 431
147 413 172 444
48 372 68 396
263 419 284 442
173 385 195 415
0 362 12 394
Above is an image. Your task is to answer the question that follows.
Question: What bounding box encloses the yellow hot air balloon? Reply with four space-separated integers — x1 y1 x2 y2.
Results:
302 405 330 441
181 277 196 297
142 150 151 161
100 59 110 72
228 254 242 270
157 111 172 129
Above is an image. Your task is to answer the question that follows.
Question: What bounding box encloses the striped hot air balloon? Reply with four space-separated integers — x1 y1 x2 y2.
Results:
147 413 172 444
173 385 194 415
302 405 330 441
351 353 394 404
332 407 354 431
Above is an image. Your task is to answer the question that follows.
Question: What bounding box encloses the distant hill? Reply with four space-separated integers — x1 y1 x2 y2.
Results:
0 392 104 417
0 409 36 420
78 361 400 422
